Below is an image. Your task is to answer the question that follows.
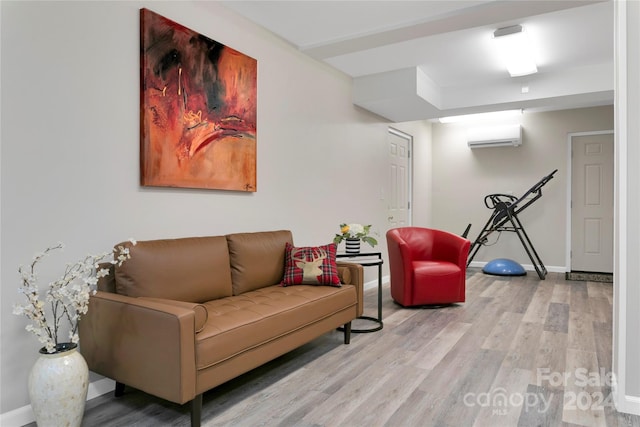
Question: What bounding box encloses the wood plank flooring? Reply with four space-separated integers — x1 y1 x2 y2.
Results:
45 270 640 427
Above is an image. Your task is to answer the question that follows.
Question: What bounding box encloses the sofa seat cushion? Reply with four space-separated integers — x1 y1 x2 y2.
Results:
413 260 461 279
412 260 463 303
195 284 356 370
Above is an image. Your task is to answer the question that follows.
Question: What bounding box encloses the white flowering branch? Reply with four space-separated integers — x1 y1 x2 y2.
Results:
14 239 135 353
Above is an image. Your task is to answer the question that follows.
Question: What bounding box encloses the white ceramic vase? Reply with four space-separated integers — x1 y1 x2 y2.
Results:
28 343 89 427
345 238 361 253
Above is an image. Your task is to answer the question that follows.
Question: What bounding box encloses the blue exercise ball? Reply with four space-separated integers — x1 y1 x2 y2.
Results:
483 258 526 276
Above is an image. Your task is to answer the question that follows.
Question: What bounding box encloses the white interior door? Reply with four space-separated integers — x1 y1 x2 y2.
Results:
571 133 614 273
388 128 412 229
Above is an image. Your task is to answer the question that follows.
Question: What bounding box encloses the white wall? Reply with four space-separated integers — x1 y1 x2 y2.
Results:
431 106 614 270
0 1 434 417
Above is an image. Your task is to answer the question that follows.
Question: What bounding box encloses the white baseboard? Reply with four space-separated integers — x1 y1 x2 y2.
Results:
87 378 116 400
0 378 114 427
613 389 640 416
364 275 390 290
468 261 567 274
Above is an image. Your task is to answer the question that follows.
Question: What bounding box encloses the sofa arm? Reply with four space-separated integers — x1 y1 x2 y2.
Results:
78 291 198 405
337 262 364 317
138 297 208 333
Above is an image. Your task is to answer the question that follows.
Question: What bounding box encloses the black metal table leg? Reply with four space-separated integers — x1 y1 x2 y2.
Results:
337 252 384 333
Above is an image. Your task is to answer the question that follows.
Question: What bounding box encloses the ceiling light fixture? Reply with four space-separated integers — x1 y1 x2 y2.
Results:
438 109 523 124
493 25 537 77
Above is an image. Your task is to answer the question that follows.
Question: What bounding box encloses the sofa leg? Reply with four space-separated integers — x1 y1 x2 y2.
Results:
114 381 125 397
343 321 352 344
190 394 202 427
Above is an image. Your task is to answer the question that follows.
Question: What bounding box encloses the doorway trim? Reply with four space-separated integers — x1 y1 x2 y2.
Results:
565 129 614 272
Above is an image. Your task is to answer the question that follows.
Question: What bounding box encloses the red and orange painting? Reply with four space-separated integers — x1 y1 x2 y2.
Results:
140 9 257 191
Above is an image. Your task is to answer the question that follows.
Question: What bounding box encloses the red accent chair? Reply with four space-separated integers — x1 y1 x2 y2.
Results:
386 227 470 307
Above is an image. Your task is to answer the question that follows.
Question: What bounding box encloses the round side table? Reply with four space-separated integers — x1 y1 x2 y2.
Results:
337 252 384 333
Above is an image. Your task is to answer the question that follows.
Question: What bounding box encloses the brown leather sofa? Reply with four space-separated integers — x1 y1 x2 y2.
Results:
78 230 363 427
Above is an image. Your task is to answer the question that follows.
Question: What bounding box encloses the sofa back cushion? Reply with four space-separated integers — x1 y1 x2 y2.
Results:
226 230 293 295
115 236 233 303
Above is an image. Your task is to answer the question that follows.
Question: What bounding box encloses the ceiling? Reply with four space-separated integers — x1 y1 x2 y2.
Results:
221 0 614 123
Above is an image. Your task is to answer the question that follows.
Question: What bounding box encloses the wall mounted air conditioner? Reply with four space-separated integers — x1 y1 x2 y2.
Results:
467 124 522 148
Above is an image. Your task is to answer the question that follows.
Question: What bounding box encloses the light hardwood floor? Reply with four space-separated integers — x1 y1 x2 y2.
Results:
50 270 640 427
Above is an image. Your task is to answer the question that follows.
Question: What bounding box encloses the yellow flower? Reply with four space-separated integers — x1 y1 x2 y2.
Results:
340 225 350 234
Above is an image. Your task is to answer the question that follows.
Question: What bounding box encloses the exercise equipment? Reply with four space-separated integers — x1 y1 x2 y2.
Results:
482 258 526 276
467 169 557 279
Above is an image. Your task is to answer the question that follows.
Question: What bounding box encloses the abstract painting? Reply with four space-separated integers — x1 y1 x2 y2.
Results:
140 9 257 191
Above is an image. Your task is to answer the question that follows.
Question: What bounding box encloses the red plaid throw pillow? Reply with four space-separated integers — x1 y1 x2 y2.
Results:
281 242 341 286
